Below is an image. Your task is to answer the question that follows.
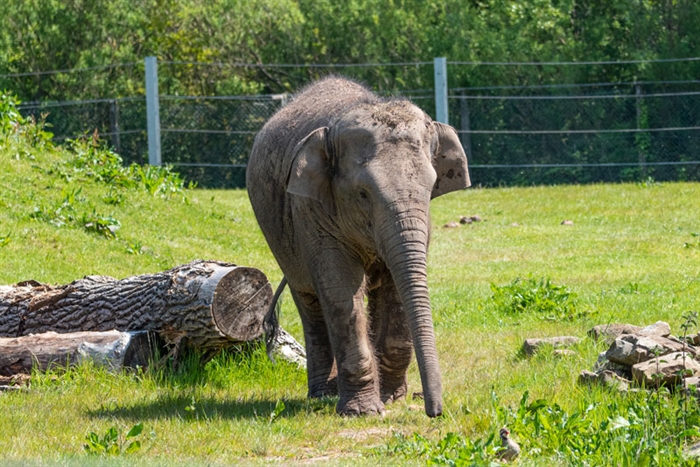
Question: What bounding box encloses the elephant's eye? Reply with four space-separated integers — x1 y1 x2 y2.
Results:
358 190 368 200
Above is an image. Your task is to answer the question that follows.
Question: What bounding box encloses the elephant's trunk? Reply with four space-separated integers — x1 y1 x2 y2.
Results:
378 211 443 417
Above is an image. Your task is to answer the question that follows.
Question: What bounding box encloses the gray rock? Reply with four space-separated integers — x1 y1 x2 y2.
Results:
593 351 608 371
684 376 700 388
631 351 700 387
684 440 700 460
588 323 641 342
637 321 671 338
606 334 695 366
523 336 580 356
578 370 630 391
460 215 482 224
689 333 700 346
593 352 632 378
681 377 700 399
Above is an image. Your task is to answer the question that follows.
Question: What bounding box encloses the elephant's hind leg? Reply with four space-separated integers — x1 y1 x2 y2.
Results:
368 266 413 404
290 288 338 398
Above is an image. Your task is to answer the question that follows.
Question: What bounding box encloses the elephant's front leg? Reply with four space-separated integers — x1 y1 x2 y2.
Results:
313 253 383 416
290 288 338 398
368 264 413 404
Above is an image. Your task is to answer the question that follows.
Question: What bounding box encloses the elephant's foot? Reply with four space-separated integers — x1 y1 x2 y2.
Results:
380 377 408 404
308 378 338 398
337 392 385 416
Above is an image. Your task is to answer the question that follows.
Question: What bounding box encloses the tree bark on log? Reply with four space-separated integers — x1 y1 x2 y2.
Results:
0 330 160 376
0 260 273 350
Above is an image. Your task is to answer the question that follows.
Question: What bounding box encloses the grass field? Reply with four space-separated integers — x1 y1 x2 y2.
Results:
1 107 700 465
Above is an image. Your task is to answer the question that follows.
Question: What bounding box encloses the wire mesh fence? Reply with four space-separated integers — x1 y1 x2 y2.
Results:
158 95 285 187
19 97 148 165
12 60 700 188
447 80 700 185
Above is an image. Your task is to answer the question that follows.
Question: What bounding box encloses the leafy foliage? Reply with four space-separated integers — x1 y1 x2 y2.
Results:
1 91 53 151
55 132 193 200
385 431 499 466
84 423 144 456
386 389 700 466
81 210 121 238
490 276 591 321
2 1 700 98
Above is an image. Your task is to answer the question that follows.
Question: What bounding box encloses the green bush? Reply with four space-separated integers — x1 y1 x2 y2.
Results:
1 91 54 150
490 276 590 321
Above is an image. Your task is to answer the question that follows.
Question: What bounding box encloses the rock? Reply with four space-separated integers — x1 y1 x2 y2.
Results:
578 370 597 385
459 215 482 224
588 323 641 342
606 334 695 366
593 351 608 372
561 220 574 225
443 222 459 228
593 352 631 375
578 370 630 391
0 374 29 387
522 336 580 357
684 441 700 460
688 333 700 346
637 321 671 338
631 351 700 387
684 376 700 387
681 377 700 398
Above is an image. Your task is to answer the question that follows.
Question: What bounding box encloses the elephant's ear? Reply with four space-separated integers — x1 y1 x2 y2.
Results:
287 127 336 215
431 122 471 199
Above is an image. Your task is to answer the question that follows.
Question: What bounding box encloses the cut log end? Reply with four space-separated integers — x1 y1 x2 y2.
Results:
211 267 273 342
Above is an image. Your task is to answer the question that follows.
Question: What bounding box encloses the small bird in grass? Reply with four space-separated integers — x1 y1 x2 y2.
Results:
498 427 521 462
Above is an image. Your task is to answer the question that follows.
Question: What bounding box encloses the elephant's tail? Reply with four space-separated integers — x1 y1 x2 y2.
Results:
264 276 288 362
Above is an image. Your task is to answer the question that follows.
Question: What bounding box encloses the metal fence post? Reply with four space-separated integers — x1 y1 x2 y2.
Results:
635 83 648 178
434 57 449 124
145 56 161 166
109 99 121 155
459 91 472 162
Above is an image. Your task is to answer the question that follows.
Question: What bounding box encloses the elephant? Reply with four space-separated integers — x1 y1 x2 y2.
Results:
246 77 470 417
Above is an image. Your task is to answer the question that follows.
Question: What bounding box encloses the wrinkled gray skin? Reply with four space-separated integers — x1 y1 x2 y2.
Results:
246 77 470 417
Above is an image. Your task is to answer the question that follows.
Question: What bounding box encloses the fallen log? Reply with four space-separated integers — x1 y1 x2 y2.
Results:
0 327 307 379
0 260 273 350
0 330 160 376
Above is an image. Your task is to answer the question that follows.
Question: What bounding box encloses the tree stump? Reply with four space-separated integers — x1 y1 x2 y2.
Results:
0 260 273 350
0 330 160 376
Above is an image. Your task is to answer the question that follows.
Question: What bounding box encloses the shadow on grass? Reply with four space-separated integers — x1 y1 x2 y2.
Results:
86 394 338 422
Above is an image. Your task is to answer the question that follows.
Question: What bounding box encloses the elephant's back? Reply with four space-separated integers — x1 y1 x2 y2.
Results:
247 77 377 206
249 77 377 175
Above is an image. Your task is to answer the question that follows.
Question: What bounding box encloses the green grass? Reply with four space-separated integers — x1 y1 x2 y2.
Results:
2 106 700 465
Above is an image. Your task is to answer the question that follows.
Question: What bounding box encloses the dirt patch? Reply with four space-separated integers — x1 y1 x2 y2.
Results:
337 427 392 442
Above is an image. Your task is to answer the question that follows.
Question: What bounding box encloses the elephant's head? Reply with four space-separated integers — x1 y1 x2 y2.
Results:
286 100 469 417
